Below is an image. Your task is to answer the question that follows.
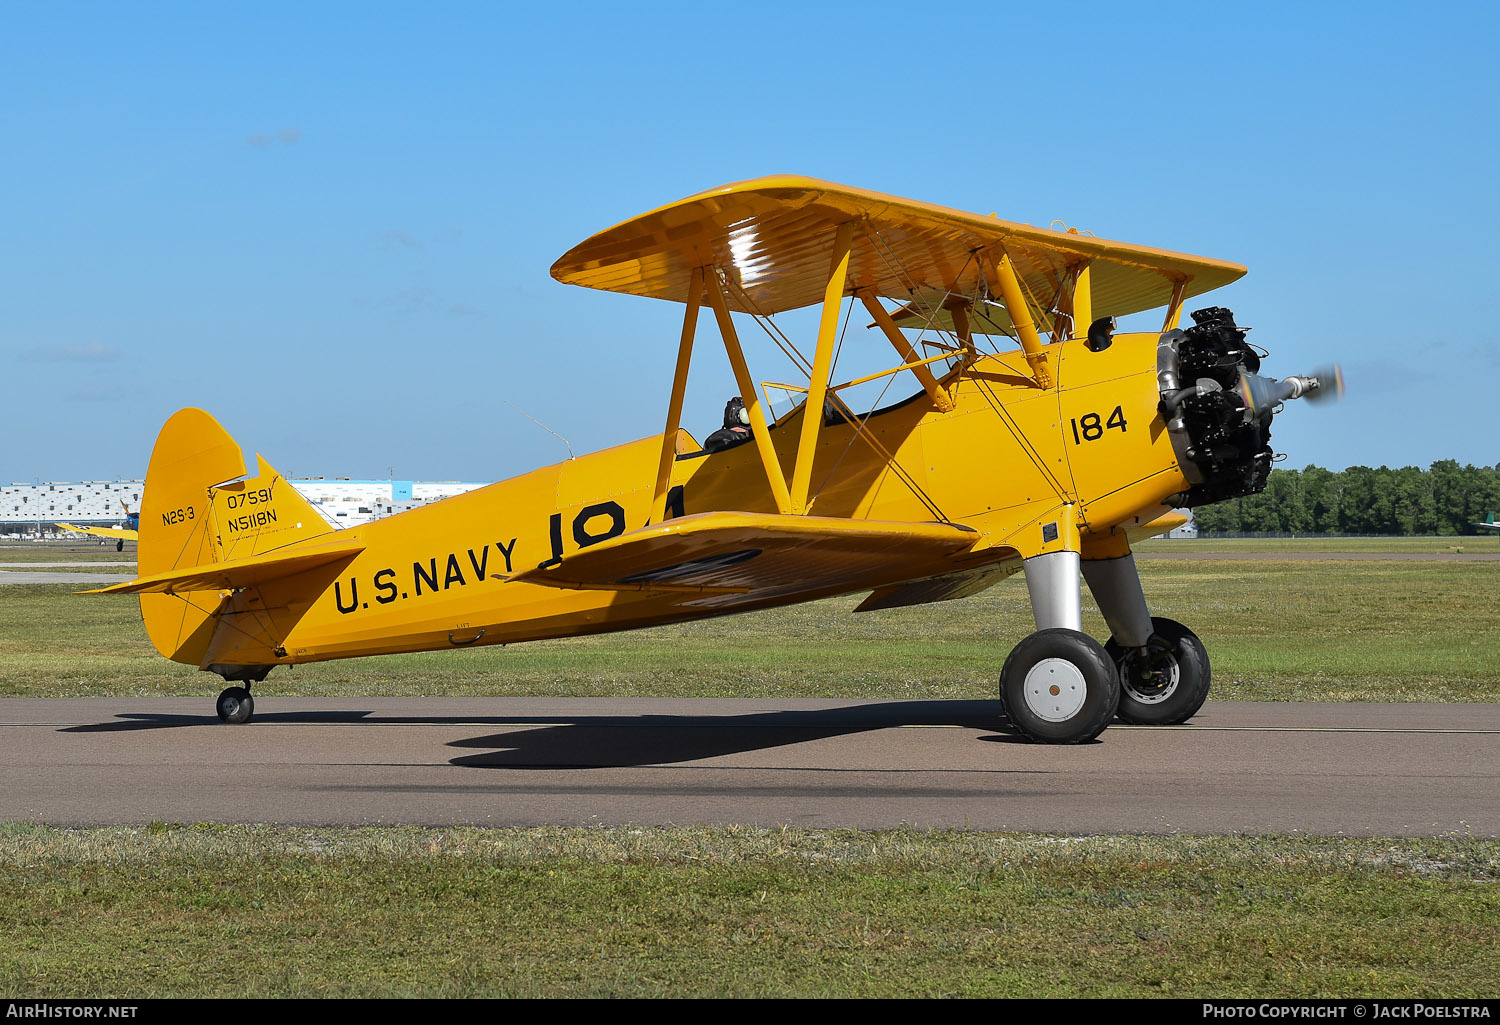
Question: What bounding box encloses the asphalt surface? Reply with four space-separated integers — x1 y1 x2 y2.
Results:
0 560 137 585
1 698 1495 835
0 571 136 584
0 562 137 567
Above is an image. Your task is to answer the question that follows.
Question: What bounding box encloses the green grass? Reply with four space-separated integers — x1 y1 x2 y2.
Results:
0 566 135 574
0 541 136 563
1137 535 1500 554
1 824 1495 998
2 545 1498 700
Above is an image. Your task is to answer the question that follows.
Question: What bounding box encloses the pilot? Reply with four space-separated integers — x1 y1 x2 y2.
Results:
704 396 753 453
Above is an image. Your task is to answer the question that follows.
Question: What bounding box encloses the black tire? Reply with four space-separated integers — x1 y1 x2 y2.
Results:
1105 617 1210 725
216 687 255 725
1000 628 1120 744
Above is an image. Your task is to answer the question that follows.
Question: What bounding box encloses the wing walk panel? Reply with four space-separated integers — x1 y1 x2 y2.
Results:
512 511 985 604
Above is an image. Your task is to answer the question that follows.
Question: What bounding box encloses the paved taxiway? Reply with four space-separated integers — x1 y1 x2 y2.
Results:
1 698 1494 835
0 571 136 584
0 561 137 585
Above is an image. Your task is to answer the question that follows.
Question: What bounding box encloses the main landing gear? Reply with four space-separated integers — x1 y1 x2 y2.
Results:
211 665 274 724
1106 617 1210 725
1000 548 1210 743
999 625 1119 744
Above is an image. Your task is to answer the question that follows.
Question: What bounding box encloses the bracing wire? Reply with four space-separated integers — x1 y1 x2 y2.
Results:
167 589 274 653
503 401 574 460
828 288 855 381
722 274 814 378
801 242 949 520
861 224 985 367
808 367 947 522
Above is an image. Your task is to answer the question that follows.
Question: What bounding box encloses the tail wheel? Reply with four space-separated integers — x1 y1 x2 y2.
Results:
216 687 255 725
1000 629 1120 744
1106 617 1210 725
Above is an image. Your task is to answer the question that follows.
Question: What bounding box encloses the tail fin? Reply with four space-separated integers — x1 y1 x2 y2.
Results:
212 453 332 561
138 408 332 665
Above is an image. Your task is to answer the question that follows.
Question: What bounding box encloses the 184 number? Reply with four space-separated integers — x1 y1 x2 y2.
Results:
1070 406 1128 444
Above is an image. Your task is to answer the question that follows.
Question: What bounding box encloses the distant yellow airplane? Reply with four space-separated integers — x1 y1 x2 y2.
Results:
56 503 139 550
88 176 1337 741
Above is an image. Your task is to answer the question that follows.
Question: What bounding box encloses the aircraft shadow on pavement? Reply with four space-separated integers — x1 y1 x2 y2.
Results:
61 710 387 733
445 701 1033 768
59 700 1037 764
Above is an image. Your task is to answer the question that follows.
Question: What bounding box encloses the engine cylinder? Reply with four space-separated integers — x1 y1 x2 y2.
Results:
1157 307 1273 506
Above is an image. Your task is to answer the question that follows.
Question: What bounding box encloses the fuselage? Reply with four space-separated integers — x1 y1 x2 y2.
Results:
188 330 1189 668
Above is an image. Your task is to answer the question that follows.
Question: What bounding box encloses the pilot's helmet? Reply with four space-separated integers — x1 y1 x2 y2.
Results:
724 396 750 428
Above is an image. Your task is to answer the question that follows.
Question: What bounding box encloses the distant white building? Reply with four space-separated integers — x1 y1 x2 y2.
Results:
290 479 489 526
1 481 145 530
1 478 489 535
1161 514 1198 539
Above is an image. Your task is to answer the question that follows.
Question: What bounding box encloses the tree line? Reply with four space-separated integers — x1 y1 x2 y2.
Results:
1191 461 1500 535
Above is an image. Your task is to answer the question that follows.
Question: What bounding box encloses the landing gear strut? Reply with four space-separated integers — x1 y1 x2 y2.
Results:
1082 551 1211 725
1002 541 1213 741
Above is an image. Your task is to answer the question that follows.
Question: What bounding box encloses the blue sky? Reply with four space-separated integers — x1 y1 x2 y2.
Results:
3 1 1496 483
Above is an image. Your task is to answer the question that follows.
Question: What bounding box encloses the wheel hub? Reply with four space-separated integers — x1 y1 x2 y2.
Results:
1022 658 1088 722
1121 649 1181 704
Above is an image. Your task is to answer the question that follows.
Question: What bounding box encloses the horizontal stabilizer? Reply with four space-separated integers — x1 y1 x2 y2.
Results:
83 539 365 595
514 511 980 608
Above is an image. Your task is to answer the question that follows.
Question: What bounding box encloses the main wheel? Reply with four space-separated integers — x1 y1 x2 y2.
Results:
216 686 255 725
1105 617 1210 725
1000 628 1120 744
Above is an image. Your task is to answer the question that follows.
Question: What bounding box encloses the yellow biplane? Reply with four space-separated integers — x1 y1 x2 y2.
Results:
57 503 140 551
88 176 1337 742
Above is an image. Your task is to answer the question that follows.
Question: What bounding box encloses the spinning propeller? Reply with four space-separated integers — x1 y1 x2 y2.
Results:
1237 363 1344 416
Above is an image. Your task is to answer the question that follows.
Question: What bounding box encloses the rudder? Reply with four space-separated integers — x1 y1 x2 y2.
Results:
138 409 246 664
137 408 333 666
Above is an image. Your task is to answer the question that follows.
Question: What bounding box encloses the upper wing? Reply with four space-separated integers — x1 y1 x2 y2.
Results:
55 523 139 541
551 175 1245 323
512 510 999 609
